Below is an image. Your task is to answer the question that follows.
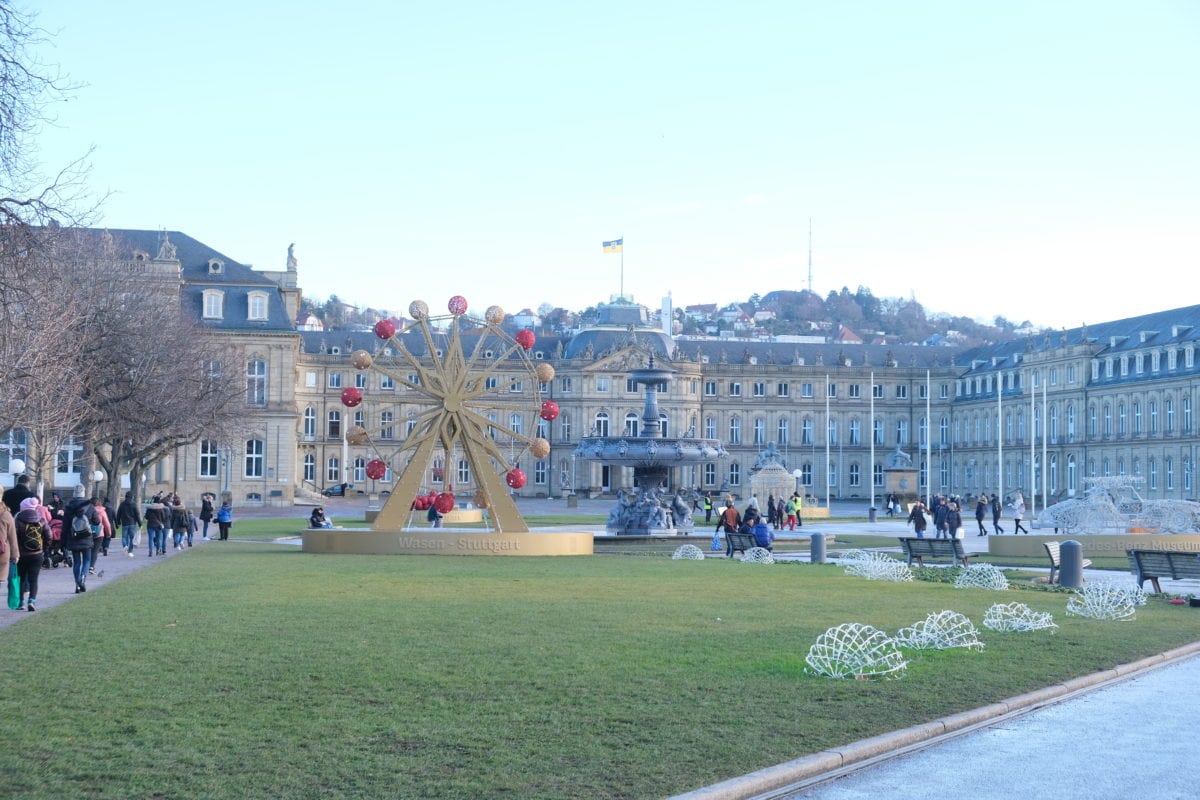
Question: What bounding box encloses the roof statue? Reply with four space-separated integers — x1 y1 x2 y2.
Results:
885 445 913 470
287 242 298 269
157 231 177 261
754 442 787 470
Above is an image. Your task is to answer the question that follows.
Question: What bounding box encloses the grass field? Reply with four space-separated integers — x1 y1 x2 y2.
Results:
1 522 1195 799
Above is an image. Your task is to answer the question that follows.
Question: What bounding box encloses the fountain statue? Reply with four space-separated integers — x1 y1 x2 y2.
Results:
574 353 726 534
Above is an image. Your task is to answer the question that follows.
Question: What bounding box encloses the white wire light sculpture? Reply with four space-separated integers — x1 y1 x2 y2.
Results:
953 564 1010 591
804 623 909 679
894 610 985 651
741 546 775 564
672 544 705 560
983 602 1058 633
843 551 914 582
1065 581 1147 621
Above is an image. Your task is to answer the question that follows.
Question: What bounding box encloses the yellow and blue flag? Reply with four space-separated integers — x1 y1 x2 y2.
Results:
602 238 623 253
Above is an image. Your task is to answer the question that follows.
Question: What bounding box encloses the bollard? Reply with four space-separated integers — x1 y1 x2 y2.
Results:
810 532 826 564
1059 540 1085 588
868 506 877 523
566 494 578 508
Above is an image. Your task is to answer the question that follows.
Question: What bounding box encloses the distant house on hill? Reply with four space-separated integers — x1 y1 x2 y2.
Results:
684 303 717 321
512 308 541 329
832 324 863 344
297 312 324 332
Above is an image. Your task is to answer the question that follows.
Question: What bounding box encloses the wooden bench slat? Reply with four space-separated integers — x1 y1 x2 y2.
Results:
1127 548 1200 592
898 537 969 567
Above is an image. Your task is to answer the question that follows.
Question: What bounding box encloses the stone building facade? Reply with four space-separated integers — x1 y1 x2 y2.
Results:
5 229 1198 512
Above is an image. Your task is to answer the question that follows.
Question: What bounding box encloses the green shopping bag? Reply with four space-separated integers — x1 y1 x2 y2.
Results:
7 566 19 610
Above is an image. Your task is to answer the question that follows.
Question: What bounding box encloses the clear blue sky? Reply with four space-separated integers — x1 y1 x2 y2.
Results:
33 1 1200 328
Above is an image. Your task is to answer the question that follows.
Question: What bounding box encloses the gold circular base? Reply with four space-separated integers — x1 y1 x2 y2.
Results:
302 528 593 556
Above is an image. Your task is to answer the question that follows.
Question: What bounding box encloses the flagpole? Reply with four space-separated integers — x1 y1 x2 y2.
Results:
869 370 875 515
825 374 831 510
926 369 932 507
1030 370 1036 520
997 372 1003 514
620 234 625 301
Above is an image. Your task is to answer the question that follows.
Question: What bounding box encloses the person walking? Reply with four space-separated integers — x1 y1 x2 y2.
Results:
991 493 1004 535
115 491 142 557
199 492 215 540
64 485 100 593
718 500 740 558
975 495 989 536
216 499 233 541
2 474 35 516
1011 492 1029 534
907 501 928 538
933 496 950 539
144 494 169 556
90 497 113 570
170 497 190 550
0 502 18 608
945 501 964 540
702 493 713 524
14 498 46 611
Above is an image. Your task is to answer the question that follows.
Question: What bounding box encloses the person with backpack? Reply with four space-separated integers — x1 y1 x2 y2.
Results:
90 497 113 570
991 493 1004 535
115 491 142 557
14 497 46 611
65 485 100 593
426 502 443 528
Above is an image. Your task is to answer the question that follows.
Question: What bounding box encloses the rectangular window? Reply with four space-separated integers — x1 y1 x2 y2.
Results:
560 377 573 393
328 373 342 389
199 440 219 478
305 371 317 388
776 382 789 397
381 375 394 390
244 439 264 478
596 376 610 392
704 381 717 397
327 411 341 438
872 384 883 399
827 382 836 398
895 385 908 399
752 381 765 397
729 382 742 397
246 360 267 407
626 378 637 393
801 382 813 398
355 373 367 389
848 384 861 399
940 383 949 399
918 384 928 399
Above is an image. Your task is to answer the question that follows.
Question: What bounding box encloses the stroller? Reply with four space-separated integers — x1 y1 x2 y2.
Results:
45 518 71 568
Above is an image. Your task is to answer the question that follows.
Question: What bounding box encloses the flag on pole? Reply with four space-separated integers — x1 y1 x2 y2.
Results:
602 238 623 253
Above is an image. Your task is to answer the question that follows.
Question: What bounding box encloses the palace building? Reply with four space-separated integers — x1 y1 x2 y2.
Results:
4 228 1198 511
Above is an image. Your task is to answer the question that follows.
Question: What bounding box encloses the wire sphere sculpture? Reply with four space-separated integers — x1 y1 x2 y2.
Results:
805 623 908 679
983 602 1058 633
894 610 985 651
1066 581 1148 621
843 551 914 582
672 544 706 560
741 547 775 564
953 564 1010 591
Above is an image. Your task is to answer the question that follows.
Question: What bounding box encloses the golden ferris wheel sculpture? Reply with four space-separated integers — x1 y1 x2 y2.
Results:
344 295 557 533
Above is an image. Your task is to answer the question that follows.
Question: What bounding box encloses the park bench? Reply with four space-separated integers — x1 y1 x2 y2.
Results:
725 531 758 557
1126 549 1200 593
1044 541 1093 585
899 537 970 567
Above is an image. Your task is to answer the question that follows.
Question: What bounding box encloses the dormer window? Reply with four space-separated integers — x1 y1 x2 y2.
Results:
208 258 225 274
202 289 224 319
248 291 268 321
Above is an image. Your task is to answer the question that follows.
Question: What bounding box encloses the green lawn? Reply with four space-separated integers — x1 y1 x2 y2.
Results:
0 526 1194 799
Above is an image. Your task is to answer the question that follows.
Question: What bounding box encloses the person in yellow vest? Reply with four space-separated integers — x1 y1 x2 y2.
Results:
785 493 803 530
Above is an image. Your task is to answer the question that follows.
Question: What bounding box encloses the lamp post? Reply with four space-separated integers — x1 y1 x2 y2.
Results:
8 458 25 490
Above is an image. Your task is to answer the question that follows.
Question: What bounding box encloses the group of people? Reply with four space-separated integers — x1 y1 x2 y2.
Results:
906 492 1028 539
0 476 234 609
711 493 788 555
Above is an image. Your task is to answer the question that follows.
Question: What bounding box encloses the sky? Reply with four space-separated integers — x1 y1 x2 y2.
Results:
30 1 1200 329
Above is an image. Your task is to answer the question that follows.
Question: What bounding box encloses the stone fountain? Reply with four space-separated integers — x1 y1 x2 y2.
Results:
573 354 726 535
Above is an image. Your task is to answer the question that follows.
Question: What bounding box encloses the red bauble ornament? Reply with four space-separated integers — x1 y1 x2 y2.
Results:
515 329 536 350
374 319 396 339
539 400 560 421
365 459 387 480
447 295 468 315
505 468 527 489
434 492 456 514
341 387 363 407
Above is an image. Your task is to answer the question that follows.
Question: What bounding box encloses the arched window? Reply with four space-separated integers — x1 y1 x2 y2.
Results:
624 412 639 437
594 412 609 437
